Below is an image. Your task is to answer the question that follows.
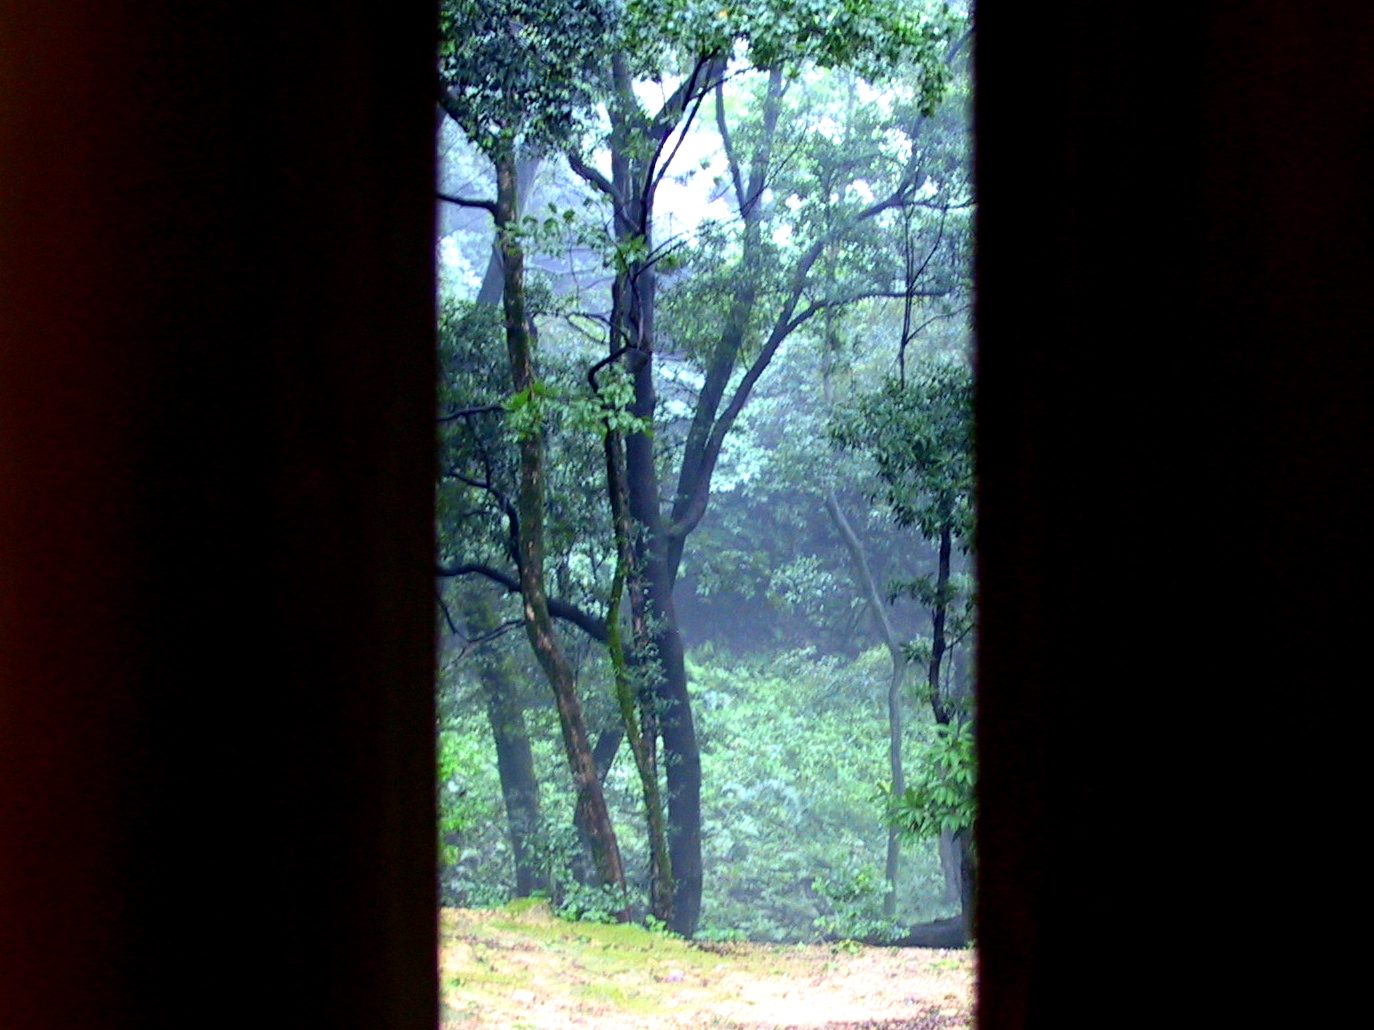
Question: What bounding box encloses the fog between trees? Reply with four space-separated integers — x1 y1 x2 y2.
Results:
436 0 975 944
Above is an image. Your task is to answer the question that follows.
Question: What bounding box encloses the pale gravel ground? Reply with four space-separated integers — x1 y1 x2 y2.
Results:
440 906 974 1030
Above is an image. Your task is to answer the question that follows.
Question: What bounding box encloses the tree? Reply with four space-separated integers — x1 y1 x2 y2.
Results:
437 0 629 902
832 358 977 940
568 0 964 936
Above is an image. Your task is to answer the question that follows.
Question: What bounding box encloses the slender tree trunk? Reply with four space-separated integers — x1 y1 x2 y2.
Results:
924 519 973 938
618 321 702 932
956 826 976 943
938 829 961 907
928 523 954 726
823 491 907 919
646 577 700 934
496 151 627 905
622 378 701 931
460 592 546 897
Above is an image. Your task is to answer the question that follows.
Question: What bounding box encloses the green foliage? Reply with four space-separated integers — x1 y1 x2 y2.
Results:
503 380 556 438
622 0 957 109
438 642 961 936
830 361 974 545
555 881 633 924
439 0 613 158
811 865 905 943
435 0 978 944
641 914 682 938
879 719 975 841
690 648 954 940
572 362 653 438
437 712 513 907
437 726 494 854
503 368 652 441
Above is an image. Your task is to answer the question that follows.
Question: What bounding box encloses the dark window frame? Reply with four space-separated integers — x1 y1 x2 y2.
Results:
3 4 1366 1028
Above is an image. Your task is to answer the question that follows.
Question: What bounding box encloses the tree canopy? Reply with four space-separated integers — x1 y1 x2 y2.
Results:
439 0 613 157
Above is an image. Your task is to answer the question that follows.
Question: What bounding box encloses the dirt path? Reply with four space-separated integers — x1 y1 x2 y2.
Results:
440 903 974 1030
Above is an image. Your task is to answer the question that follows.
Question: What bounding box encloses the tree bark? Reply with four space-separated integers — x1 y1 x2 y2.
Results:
476 151 540 306
460 592 547 897
928 523 955 726
496 150 627 905
600 54 707 935
924 520 972 938
938 829 962 908
601 416 675 924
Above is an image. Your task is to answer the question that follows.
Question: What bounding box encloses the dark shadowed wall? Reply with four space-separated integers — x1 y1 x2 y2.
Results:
976 4 1369 1027
1 3 437 1028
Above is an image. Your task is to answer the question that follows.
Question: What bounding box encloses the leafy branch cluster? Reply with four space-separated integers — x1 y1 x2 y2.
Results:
439 0 614 157
878 719 975 841
829 362 973 544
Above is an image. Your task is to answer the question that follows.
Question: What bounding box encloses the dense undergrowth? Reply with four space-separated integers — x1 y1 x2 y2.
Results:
439 644 961 942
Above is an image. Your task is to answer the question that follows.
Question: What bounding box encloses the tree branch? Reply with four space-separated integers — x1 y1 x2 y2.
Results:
715 82 746 213
667 176 952 544
437 192 497 216
443 463 520 567
436 587 461 636
741 66 785 219
647 55 726 142
642 57 721 225
434 563 608 643
566 150 619 202
783 286 954 338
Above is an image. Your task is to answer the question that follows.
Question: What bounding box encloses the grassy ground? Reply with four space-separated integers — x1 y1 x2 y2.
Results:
440 900 974 1030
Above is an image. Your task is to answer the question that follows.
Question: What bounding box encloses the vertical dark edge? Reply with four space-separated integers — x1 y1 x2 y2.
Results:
976 3 1371 1027
1 2 437 1027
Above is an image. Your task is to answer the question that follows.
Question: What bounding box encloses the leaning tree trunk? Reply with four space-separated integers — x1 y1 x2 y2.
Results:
496 151 627 904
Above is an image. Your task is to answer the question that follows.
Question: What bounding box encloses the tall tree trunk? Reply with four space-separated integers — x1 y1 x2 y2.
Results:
600 408 674 924
620 353 701 931
646 572 700 934
496 151 627 905
476 151 540 306
460 591 546 897
601 53 706 935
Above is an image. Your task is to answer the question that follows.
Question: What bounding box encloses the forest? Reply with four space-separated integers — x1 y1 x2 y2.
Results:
433 0 976 946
